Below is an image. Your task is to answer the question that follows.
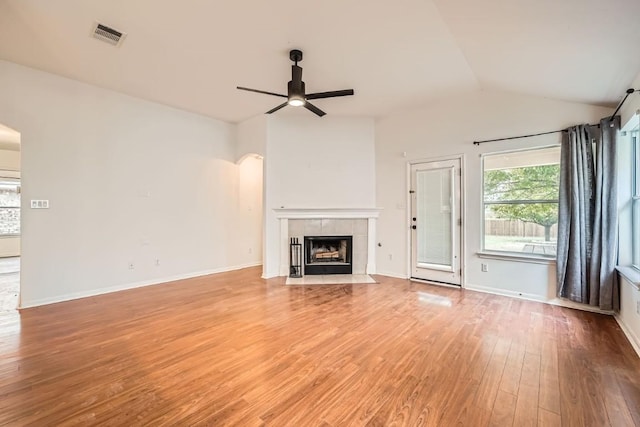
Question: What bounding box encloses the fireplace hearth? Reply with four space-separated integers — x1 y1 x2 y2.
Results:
304 235 353 275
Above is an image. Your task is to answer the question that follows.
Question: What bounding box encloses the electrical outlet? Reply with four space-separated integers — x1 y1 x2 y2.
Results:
128 262 134 270
481 263 489 272
155 259 160 266
388 254 393 261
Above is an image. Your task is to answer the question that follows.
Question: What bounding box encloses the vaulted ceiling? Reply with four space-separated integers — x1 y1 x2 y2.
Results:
1 0 639 123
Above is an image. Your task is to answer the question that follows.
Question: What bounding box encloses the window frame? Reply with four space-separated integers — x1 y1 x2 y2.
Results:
0 178 21 238
480 145 561 260
632 128 639 270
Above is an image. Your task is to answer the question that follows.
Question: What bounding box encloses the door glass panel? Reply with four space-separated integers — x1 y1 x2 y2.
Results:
416 167 452 266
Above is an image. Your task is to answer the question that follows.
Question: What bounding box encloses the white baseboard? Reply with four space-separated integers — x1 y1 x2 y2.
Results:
462 283 615 315
375 271 409 280
261 271 280 279
20 262 262 309
464 283 548 303
615 314 640 358
545 297 615 315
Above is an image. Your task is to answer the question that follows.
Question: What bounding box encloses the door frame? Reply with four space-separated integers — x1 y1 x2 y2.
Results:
406 153 466 288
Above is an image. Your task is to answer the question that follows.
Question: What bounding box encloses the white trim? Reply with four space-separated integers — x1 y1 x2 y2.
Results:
406 163 412 281
480 145 561 255
617 266 640 289
465 283 548 303
375 271 409 280
279 218 289 276
615 314 640 358
408 152 466 165
410 277 460 289
366 218 377 274
546 297 614 315
406 154 465 286
261 272 279 279
460 154 467 288
273 207 382 219
465 282 615 314
479 143 562 158
274 208 382 276
477 251 556 265
19 262 262 309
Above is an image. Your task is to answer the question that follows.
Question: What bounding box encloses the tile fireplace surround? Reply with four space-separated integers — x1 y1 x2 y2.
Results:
273 208 382 277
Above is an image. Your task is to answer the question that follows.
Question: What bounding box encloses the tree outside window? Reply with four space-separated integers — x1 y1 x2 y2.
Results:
483 147 560 256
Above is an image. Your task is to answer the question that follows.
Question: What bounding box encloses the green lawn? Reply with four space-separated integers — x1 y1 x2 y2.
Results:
485 235 556 255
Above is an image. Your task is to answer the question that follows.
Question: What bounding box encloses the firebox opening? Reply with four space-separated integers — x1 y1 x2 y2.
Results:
304 235 353 275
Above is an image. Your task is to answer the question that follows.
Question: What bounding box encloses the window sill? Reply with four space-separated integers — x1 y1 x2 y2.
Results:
477 251 556 265
616 266 640 290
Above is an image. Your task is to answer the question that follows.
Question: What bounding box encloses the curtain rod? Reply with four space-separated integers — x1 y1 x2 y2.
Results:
609 88 637 120
473 88 637 146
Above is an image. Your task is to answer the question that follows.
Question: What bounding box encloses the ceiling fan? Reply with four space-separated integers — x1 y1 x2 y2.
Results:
237 49 354 117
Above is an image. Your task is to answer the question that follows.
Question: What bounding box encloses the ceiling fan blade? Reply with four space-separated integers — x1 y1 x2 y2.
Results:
304 102 326 117
266 102 289 114
306 89 354 100
237 86 287 98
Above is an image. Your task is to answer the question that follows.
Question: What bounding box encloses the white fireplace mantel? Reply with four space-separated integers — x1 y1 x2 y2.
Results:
274 207 383 276
274 207 382 220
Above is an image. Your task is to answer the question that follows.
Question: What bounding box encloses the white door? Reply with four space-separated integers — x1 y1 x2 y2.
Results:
410 158 462 285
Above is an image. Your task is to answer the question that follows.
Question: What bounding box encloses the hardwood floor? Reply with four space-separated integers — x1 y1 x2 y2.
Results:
0 267 638 426
0 257 19 312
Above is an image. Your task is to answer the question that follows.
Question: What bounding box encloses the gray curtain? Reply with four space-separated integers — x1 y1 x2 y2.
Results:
557 117 619 310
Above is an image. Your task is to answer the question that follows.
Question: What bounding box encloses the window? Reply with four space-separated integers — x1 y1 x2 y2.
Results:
482 146 561 257
0 179 20 236
632 128 639 269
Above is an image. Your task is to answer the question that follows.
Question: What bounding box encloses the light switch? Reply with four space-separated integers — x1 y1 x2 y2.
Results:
30 199 50 209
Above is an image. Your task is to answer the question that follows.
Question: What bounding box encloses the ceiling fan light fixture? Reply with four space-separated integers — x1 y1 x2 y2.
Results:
288 95 305 107
237 49 354 117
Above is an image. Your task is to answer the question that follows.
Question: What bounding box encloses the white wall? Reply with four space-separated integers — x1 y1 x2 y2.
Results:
375 90 612 300
618 275 640 355
0 238 19 258
0 149 19 171
263 116 376 277
235 155 263 266
1 55 627 306
236 115 267 161
0 60 261 308
619 71 640 125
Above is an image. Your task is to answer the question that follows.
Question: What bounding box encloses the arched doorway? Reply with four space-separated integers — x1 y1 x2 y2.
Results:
0 123 21 312
237 153 264 272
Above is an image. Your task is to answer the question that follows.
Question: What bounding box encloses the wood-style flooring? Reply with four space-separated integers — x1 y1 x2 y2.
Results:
0 257 19 312
0 267 638 426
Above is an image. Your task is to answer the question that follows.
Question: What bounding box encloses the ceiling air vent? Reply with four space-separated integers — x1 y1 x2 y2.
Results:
91 22 126 47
